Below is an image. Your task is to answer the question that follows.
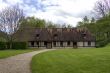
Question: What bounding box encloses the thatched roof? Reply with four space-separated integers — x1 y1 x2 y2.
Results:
13 27 95 42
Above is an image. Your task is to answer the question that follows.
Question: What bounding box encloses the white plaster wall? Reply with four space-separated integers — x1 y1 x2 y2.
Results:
28 42 31 46
63 42 67 47
34 42 37 46
40 42 44 46
56 42 60 46
84 42 88 46
77 42 83 47
91 42 95 47
67 42 73 47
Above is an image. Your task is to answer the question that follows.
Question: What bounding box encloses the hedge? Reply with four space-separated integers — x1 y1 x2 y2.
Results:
12 42 28 49
96 39 109 48
0 42 28 50
0 42 7 50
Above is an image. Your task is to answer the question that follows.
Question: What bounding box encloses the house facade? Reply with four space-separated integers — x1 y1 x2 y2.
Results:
28 28 95 48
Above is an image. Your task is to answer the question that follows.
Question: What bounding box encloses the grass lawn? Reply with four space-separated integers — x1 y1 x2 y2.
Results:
0 49 35 59
31 47 110 73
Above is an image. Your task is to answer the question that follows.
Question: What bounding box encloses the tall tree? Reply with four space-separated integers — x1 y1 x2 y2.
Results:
20 17 46 28
83 16 89 23
46 21 56 28
91 17 95 23
0 5 24 49
94 0 110 17
77 16 90 27
67 24 73 28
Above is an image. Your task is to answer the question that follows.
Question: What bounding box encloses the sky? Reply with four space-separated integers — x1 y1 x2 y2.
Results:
0 0 98 27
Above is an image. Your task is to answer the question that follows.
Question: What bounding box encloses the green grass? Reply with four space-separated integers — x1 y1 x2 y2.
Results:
0 49 35 59
31 47 110 73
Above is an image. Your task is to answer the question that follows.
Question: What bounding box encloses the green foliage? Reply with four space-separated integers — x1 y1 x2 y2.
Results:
20 17 46 28
0 38 6 42
67 24 72 28
12 42 28 49
91 17 95 23
0 42 27 50
83 16 89 23
77 15 110 47
96 38 108 47
46 21 57 28
0 42 7 50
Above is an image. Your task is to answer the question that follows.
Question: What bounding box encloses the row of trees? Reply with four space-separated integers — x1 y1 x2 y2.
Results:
77 0 110 47
20 17 72 28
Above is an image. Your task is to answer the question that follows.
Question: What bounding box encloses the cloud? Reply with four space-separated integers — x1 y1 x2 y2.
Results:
0 0 8 10
0 0 98 27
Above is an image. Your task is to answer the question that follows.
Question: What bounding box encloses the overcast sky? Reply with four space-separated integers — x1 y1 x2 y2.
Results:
0 0 98 27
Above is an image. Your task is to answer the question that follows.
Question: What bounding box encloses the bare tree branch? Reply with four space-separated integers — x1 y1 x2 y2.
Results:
0 5 24 49
0 5 23 35
94 0 110 17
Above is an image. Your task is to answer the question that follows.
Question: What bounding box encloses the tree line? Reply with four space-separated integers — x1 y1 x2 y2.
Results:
77 0 110 47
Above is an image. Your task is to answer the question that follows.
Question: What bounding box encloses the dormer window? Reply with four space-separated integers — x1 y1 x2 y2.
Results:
54 34 57 37
36 34 39 38
54 34 58 39
82 33 86 39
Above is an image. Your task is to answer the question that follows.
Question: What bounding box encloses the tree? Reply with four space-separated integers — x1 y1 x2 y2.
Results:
46 21 56 28
83 16 89 23
91 17 95 23
0 5 24 49
61 23 67 28
76 0 110 47
20 17 46 28
94 0 110 17
77 16 90 27
67 24 73 28
77 21 83 27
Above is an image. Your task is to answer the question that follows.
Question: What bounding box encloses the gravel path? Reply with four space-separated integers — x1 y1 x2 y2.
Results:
0 49 54 73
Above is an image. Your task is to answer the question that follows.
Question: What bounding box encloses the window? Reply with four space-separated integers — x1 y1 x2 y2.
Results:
82 33 86 39
54 34 58 39
67 41 70 46
73 42 77 47
53 42 56 47
31 41 34 47
60 42 63 47
44 42 47 46
88 42 91 46
36 42 39 45
36 34 39 38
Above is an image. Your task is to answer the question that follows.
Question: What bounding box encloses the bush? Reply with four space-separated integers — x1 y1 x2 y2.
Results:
0 42 28 50
0 42 7 50
96 39 108 48
0 37 6 42
12 42 28 49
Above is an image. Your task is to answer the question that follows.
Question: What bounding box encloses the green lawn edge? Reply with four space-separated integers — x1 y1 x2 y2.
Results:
0 49 37 59
31 47 110 73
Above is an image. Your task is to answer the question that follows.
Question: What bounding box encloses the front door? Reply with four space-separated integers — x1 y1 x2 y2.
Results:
47 42 52 49
73 42 77 48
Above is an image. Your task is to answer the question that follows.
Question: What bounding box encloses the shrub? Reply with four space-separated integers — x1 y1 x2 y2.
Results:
96 39 108 48
0 37 6 42
0 42 28 50
0 42 7 50
12 42 28 49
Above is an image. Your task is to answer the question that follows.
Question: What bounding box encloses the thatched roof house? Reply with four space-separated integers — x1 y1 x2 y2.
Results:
13 28 95 48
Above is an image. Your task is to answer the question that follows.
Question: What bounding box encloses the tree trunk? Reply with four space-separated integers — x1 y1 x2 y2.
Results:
6 35 13 49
